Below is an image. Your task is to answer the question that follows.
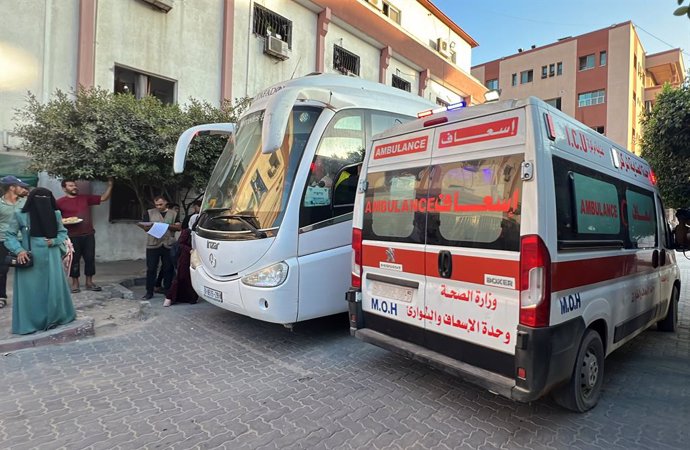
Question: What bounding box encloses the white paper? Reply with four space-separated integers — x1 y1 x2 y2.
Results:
147 222 169 239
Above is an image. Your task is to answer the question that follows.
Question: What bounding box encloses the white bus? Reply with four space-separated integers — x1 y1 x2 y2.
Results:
174 73 435 326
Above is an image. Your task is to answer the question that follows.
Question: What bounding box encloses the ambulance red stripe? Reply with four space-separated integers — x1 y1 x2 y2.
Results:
363 245 655 291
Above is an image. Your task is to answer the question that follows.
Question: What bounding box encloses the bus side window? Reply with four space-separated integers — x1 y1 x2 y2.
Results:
300 110 365 227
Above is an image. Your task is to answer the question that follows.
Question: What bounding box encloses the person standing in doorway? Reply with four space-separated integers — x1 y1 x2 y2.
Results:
0 176 30 309
56 178 114 293
137 196 181 300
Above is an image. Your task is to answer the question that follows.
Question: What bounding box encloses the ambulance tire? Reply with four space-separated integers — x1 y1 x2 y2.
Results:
553 329 604 412
657 286 679 332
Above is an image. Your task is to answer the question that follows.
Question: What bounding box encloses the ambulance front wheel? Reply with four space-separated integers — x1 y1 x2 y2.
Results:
553 329 604 412
657 285 679 332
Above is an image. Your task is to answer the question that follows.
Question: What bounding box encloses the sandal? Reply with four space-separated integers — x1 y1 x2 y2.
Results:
0 298 7 309
163 299 172 307
87 285 102 292
71 288 81 293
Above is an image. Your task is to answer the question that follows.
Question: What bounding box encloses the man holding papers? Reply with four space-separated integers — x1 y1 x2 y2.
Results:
137 196 181 300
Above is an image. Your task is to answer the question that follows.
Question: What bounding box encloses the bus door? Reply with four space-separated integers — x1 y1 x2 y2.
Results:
296 109 416 321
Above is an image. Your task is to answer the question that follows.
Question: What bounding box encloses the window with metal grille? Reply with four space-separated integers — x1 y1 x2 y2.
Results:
391 74 411 92
333 45 360 76
253 4 292 49
436 97 449 107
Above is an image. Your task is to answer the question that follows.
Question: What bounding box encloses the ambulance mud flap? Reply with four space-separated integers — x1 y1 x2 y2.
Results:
346 289 363 336
354 329 515 399
512 316 586 402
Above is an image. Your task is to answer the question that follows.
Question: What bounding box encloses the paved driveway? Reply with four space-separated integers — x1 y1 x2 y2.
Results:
1 260 689 449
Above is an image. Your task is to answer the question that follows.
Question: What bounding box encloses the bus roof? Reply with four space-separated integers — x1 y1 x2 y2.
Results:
247 73 435 155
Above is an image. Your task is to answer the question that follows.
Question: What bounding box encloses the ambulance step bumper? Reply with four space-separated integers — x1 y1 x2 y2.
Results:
354 328 516 400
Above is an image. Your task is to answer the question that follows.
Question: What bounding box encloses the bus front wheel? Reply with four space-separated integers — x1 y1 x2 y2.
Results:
553 329 604 412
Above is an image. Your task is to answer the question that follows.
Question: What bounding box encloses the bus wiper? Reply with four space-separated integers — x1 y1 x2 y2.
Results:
209 214 267 238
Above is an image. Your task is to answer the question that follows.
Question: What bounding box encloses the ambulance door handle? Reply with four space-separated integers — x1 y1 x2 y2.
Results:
652 249 659 268
660 249 666 266
438 250 452 278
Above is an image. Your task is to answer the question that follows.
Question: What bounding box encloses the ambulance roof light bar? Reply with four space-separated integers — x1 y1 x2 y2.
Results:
417 100 466 118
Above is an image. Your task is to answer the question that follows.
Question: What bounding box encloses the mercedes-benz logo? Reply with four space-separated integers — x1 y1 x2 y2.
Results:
208 253 217 268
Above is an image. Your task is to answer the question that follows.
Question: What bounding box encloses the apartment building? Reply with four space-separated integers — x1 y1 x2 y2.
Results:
471 21 685 154
0 0 486 260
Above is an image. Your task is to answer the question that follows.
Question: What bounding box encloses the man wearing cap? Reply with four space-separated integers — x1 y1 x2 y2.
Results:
0 176 30 308
56 178 114 293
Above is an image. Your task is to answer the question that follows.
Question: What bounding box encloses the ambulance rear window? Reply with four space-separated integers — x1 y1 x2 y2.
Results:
427 155 523 251
362 166 429 244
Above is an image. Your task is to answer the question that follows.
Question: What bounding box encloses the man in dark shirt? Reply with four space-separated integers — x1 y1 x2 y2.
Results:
56 178 113 293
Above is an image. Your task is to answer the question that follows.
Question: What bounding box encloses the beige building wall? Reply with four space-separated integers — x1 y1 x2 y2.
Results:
605 25 632 150
94 0 225 105
0 0 80 148
497 41 578 116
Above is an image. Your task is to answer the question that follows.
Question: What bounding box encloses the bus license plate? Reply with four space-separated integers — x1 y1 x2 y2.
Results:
203 286 223 303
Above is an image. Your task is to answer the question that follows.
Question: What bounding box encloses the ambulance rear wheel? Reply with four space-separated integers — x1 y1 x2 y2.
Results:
657 286 679 332
553 329 604 412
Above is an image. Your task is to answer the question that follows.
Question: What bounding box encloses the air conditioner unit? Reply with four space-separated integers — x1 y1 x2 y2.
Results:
264 35 290 60
437 38 450 58
140 0 173 13
368 0 384 11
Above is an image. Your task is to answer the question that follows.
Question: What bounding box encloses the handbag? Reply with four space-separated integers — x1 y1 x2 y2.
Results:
4 214 33 268
4 252 33 268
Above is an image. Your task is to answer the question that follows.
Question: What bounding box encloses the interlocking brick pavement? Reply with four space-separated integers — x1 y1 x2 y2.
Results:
0 257 688 449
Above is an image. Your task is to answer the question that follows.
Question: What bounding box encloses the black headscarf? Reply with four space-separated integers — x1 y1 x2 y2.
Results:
21 187 58 238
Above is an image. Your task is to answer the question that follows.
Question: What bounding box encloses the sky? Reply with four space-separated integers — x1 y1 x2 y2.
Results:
432 0 690 67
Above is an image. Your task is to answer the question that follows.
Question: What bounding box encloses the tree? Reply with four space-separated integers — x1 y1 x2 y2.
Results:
640 81 690 208
675 0 690 19
13 87 249 214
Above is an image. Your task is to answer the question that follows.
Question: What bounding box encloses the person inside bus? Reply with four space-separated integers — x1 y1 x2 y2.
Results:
309 158 333 188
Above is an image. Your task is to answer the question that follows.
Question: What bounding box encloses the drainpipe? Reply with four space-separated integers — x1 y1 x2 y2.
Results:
379 46 391 84
418 68 430 98
316 8 331 73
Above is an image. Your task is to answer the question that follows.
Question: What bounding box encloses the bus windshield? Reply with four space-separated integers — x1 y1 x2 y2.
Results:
200 105 322 235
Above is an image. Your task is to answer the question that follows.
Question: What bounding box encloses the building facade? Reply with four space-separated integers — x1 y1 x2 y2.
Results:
0 0 486 261
471 22 686 154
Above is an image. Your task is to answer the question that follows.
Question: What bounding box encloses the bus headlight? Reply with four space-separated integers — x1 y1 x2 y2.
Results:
190 249 202 269
241 262 289 287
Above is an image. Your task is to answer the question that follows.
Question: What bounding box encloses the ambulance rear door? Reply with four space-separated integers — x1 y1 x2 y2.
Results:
424 109 527 378
360 128 433 347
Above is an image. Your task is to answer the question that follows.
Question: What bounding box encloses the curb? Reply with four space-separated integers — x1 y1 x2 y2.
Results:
0 317 95 353
0 276 145 353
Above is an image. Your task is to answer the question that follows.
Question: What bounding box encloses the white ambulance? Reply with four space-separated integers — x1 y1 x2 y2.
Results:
346 97 680 412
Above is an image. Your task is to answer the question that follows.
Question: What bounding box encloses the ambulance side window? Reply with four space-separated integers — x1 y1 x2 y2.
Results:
553 156 657 250
427 155 523 251
362 167 429 244
625 188 657 248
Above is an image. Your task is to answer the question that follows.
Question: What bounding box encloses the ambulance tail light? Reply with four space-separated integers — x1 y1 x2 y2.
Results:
352 227 363 288
519 235 551 327
649 170 657 185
